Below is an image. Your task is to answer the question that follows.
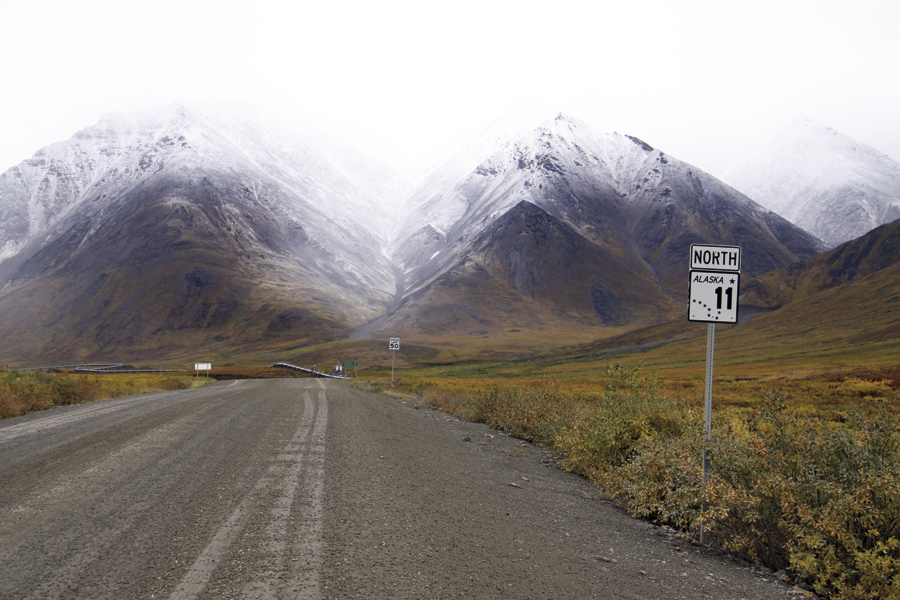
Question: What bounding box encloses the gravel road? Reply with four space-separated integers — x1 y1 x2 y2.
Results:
0 378 798 599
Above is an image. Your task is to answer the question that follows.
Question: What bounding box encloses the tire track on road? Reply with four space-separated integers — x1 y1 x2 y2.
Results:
0 383 257 600
170 379 328 600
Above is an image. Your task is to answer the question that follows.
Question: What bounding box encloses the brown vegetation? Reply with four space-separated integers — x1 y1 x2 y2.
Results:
400 365 900 599
0 370 208 420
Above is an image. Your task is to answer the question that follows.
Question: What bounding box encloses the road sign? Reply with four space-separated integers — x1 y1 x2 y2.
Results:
194 363 212 371
690 244 741 272
343 361 359 367
688 243 742 544
389 338 400 383
688 271 740 323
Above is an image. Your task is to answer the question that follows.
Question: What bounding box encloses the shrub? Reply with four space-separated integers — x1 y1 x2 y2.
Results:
0 371 56 418
417 368 900 599
0 371 201 420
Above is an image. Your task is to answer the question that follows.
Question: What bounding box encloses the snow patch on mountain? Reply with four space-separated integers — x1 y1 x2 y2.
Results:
0 102 411 267
724 119 900 248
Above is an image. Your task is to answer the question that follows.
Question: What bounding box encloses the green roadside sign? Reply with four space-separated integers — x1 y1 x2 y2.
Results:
343 361 359 367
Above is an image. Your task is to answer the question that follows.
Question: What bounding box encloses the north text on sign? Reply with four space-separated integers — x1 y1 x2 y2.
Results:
690 245 741 272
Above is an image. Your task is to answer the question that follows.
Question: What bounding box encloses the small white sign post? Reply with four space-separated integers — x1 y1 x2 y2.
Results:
688 244 741 544
389 338 400 384
194 362 212 378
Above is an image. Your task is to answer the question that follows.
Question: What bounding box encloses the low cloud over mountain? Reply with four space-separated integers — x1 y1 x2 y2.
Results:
0 106 845 364
725 119 900 248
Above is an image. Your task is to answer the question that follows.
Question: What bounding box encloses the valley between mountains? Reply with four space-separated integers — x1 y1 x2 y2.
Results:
0 102 897 369
2 102 900 600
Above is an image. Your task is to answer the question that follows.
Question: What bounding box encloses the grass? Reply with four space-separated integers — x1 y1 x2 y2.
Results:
0 370 212 420
385 363 900 599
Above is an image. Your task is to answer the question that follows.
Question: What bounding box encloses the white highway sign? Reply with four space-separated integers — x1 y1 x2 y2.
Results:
690 244 741 272
389 338 400 351
688 271 740 323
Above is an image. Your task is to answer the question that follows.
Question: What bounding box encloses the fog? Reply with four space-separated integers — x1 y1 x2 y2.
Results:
1 0 898 178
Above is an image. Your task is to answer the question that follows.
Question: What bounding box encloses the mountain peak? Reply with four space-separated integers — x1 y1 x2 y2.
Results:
725 119 900 247
532 112 594 140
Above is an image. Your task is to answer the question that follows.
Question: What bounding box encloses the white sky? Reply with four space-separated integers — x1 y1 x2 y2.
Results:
1 0 898 178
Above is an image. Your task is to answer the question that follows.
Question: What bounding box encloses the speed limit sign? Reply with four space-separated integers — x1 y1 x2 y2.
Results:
389 337 400 351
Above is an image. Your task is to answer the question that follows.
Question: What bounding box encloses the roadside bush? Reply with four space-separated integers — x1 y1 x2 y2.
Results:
728 396 900 599
0 371 202 420
555 364 683 477
418 368 900 599
0 371 55 417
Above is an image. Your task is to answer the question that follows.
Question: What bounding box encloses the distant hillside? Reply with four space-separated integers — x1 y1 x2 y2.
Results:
741 217 900 309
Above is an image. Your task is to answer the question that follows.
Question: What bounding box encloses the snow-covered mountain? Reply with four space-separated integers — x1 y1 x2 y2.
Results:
0 103 410 362
0 103 407 272
370 114 824 337
724 119 900 248
389 114 822 298
0 105 829 363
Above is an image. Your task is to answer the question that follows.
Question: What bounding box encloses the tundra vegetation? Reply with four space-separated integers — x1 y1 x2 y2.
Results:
4 361 900 598
397 364 900 600
0 370 208 419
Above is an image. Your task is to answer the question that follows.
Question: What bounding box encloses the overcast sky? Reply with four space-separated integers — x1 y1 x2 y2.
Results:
1 0 898 178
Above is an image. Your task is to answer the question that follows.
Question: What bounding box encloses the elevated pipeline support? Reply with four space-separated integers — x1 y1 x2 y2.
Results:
269 362 352 380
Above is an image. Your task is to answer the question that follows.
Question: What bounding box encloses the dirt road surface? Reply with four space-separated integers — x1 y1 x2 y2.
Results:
0 379 797 599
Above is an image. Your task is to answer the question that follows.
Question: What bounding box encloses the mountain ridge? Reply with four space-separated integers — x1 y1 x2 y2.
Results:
0 105 880 365
741 217 900 309
725 119 900 248
367 113 823 339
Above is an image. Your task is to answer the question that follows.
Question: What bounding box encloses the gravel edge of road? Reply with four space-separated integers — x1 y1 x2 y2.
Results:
369 386 817 600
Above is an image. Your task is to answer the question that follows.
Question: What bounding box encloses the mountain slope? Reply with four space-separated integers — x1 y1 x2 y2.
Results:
0 104 408 364
697 259 900 375
741 217 900 309
379 201 683 337
375 115 823 338
725 119 900 248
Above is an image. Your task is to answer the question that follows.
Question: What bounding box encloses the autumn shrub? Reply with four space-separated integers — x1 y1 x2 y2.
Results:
716 394 900 599
0 371 202 420
0 371 103 419
418 367 900 599
555 364 685 478
424 378 581 448
0 371 53 418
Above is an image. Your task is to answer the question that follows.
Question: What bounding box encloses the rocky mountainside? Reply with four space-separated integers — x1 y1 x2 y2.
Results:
0 104 408 363
373 115 824 337
0 107 830 364
741 217 900 309
724 119 900 248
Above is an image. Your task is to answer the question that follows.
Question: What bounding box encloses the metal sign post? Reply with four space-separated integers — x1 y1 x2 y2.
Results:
688 244 741 545
389 338 400 384
701 322 715 544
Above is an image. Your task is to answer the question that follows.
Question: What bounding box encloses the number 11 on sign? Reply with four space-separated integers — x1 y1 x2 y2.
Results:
715 286 733 310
